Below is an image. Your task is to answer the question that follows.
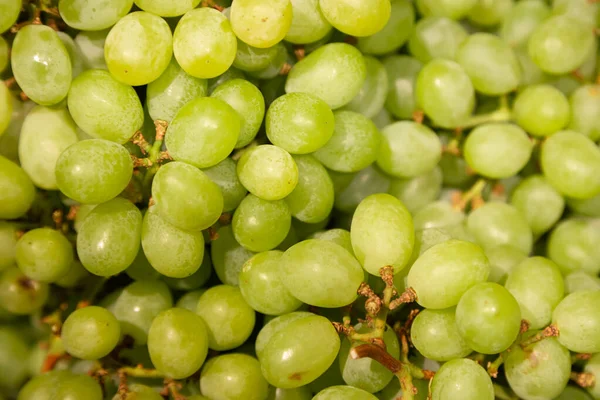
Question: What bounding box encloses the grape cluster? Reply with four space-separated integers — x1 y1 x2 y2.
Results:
1 0 600 399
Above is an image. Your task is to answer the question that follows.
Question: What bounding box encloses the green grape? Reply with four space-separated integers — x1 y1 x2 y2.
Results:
55 260 91 288
467 0 513 26
285 0 332 44
173 8 237 79
52 374 103 400
314 386 378 400
339 324 400 393
230 0 292 48
555 386 594 400
0 36 8 73
246 43 289 80
285 155 334 224
57 31 85 78
112 280 173 345
266 92 334 155
175 289 206 312
567 193 600 217
407 240 490 309
0 222 17 271
377 378 429 400
308 354 345 394
0 267 48 314
412 201 465 231
0 0 20 33
343 56 388 119
548 218 600 275
383 55 422 120
211 225 255 286
281 239 363 307
196 285 255 350
18 370 75 400
211 79 265 149
408 227 454 267
431 358 494 400
371 107 393 133
505 333 571 400
59 0 133 30
565 271 600 294
200 353 269 400
485 245 527 284
16 228 73 283
208 67 246 94
357 0 414 55
148 308 208 379
202 158 247 212
388 167 442 214
0 327 30 393
416 0 476 19
77 197 142 276
75 29 109 70
0 83 11 138
61 306 120 360
584 354 600 399
163 250 212 291
408 17 468 63
147 58 208 123
126 249 161 281
541 130 600 199
333 165 391 213
110 384 163 400
309 228 353 255
467 202 533 254
568 85 600 142
239 251 302 315
268 386 312 400
285 43 366 109
165 96 240 168
11 25 71 106
73 204 97 233
68 69 143 143
319 0 390 37
278 225 300 251
552 290 600 353
439 152 476 188
233 40 279 72
513 84 569 137
134 0 200 16
256 312 314 358
528 15 594 75
0 156 36 219
415 59 475 129
553 0 598 28
500 0 550 48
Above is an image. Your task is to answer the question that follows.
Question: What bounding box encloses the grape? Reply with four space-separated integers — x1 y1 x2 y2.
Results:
0 82 11 138
408 17 468 63
126 249 161 281
68 69 144 144
211 225 255 286
505 333 571 400
415 59 475 129
333 166 392 213
377 378 429 400
567 193 600 217
165 96 240 168
343 56 388 119
0 36 8 73
200 353 269 400
233 40 280 72
485 245 527 285
500 0 550 48
513 84 569 137
16 228 73 283
565 271 600 294
528 15 595 75
163 250 212 290
266 93 334 155
0 156 36 219
196 285 256 351
284 0 332 44
57 31 85 79
211 79 265 149
208 67 246 94
0 0 20 33
61 306 120 360
55 260 90 288
553 0 598 28
314 386 378 399
0 267 49 315
175 289 206 312
0 327 30 393
548 218 600 275
285 43 366 109
134 0 200 17
268 386 312 400
430 359 494 400
382 55 422 120
584 354 600 399
388 167 442 215
281 239 364 307
309 229 353 255
552 290 600 353
357 0 414 55
246 43 288 80
412 201 465 231
111 384 162 400
230 0 292 48
173 8 237 79
0 222 17 271
418 0 477 20
148 308 208 379
256 312 314 358
52 374 103 400
569 85 600 142
319 0 390 37
18 370 75 400
75 29 109 70
59 0 133 30
11 25 71 106
467 0 513 27
203 158 248 212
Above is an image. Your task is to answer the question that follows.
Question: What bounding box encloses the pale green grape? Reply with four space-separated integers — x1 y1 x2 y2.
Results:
165 96 240 168
528 15 595 75
333 165 391 213
407 228 453 267
67 69 144 143
75 29 109 70
77 197 142 276
59 0 133 30
567 193 600 217
285 43 366 109
411 307 472 362
111 384 162 400
73 204 97 233
268 386 312 400
233 40 279 72
11 25 71 106
229 0 292 47
309 228 353 255
468 0 513 26
57 31 85 78
281 239 364 307
247 43 289 80
175 289 206 312
388 167 442 214
319 0 391 37
0 327 30 393
584 354 600 399
314 386 377 400
0 222 17 271
552 290 600 353
568 85 600 142
415 59 475 129
0 155 36 219
211 225 255 286
285 0 332 44
55 260 91 288
412 200 465 231
203 158 247 212
61 306 120 360
233 194 291 252
16 228 73 283
565 271 600 296
485 245 527 284
126 249 160 281
383 55 422 120
173 8 237 79
541 130 600 199
239 251 303 315
408 17 468 63
500 0 550 48
553 0 598 28
407 240 490 309
256 312 314 358
266 92 334 154
308 355 345 394
513 84 569 137
0 0 20 33
196 285 255 351
548 218 600 275
135 0 200 16
51 374 103 400
163 250 211 290
18 371 75 400
208 67 246 94
431 359 494 400
200 353 269 400
0 36 8 73
343 56 388 119
285 155 333 223
18 106 78 190
0 267 48 315
357 0 414 55
0 83 11 138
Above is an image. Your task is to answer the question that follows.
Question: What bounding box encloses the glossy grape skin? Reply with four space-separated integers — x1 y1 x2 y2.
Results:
211 79 265 149
415 59 475 129
200 353 269 400
567 193 600 217
383 55 422 120
548 218 600 275
55 260 90 289
0 327 30 393
467 0 513 27
0 156 36 220
196 285 255 351
163 250 211 291
431 359 494 400
211 225 255 286
18 370 75 400
58 0 132 30
256 312 314 358
388 167 442 215
408 17 468 63
319 0 390 37
74 29 109 70
569 85 600 142
203 158 248 212
0 0 20 34
505 334 571 400
110 384 162 400
61 306 120 360
173 8 237 79
51 374 103 400
500 0 549 48
485 245 527 285
284 0 332 44
285 43 366 110
412 200 465 231
281 239 363 307
135 0 200 16
314 386 378 399
233 40 279 72
165 96 240 168
407 240 489 309
564 270 600 294
512 84 569 137
510 175 564 236
16 228 73 283
553 0 598 28
333 165 392 213
552 291 600 353
267 386 312 400
343 56 388 119
357 0 414 56
231 0 292 48
0 82 12 138
416 0 476 19
0 267 48 315
175 290 205 312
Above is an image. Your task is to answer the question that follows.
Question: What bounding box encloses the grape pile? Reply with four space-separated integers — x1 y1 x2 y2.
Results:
2 0 600 399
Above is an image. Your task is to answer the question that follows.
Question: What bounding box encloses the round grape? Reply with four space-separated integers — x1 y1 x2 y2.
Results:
61 306 120 360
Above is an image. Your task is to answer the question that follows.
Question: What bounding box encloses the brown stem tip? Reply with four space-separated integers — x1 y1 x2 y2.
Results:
571 372 596 388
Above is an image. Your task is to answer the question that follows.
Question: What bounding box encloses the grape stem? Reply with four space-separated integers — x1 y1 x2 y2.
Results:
162 378 186 400
459 95 512 129
572 353 593 364
486 354 503 378
519 324 559 349
571 372 596 388
452 179 487 211
118 366 165 379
